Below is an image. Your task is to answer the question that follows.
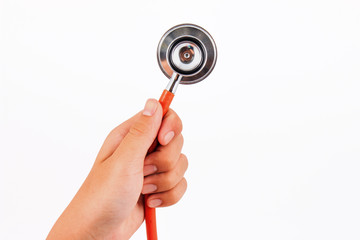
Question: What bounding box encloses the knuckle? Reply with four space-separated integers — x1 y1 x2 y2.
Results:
162 172 177 190
173 163 183 179
168 188 181 204
129 121 150 137
163 156 177 170
174 113 183 133
177 116 183 133
168 109 183 133
179 134 184 147
170 178 186 203
183 178 188 191
180 178 187 196
164 178 187 206
181 153 189 171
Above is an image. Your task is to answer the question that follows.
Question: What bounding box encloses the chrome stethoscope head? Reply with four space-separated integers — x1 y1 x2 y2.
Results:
157 24 217 93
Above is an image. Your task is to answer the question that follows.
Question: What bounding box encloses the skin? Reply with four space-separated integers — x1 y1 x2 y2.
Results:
47 99 188 240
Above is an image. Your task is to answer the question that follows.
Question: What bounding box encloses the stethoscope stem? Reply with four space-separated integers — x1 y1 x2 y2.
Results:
166 73 182 94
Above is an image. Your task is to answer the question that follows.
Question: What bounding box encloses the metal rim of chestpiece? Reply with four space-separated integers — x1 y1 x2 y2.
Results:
157 23 217 85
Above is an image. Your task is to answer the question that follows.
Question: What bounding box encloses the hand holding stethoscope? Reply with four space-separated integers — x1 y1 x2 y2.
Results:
47 24 216 240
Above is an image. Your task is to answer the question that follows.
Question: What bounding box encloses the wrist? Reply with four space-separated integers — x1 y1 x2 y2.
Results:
47 217 95 240
47 199 97 240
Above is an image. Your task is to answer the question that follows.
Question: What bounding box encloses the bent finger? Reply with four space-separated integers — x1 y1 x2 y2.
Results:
157 109 183 146
146 178 187 208
142 153 188 193
143 135 184 174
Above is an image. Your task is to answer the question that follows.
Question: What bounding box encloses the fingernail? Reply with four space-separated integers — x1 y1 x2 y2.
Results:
143 99 158 116
163 131 175 145
143 165 157 176
142 184 157 194
148 199 162 208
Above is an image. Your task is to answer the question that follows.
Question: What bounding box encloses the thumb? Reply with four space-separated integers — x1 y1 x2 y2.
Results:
111 99 163 172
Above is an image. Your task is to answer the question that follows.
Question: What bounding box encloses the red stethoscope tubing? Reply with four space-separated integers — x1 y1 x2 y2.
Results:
145 89 175 240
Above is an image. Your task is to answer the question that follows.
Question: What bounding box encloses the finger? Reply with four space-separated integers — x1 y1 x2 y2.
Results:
110 99 163 174
146 178 187 208
143 134 184 174
95 112 141 163
142 154 188 194
157 109 183 146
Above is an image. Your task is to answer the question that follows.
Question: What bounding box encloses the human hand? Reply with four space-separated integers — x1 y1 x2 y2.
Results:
47 99 188 240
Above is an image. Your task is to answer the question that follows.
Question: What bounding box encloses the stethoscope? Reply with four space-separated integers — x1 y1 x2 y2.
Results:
145 23 217 240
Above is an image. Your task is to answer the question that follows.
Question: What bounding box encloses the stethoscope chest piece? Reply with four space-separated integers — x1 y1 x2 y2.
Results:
157 24 217 85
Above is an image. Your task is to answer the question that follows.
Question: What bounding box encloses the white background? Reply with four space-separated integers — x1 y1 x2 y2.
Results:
1 0 360 239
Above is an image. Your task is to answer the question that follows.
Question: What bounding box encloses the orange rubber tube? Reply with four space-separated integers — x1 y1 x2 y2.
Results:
145 89 175 240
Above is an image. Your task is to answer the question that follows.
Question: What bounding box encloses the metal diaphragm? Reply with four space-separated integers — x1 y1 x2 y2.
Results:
157 24 217 85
